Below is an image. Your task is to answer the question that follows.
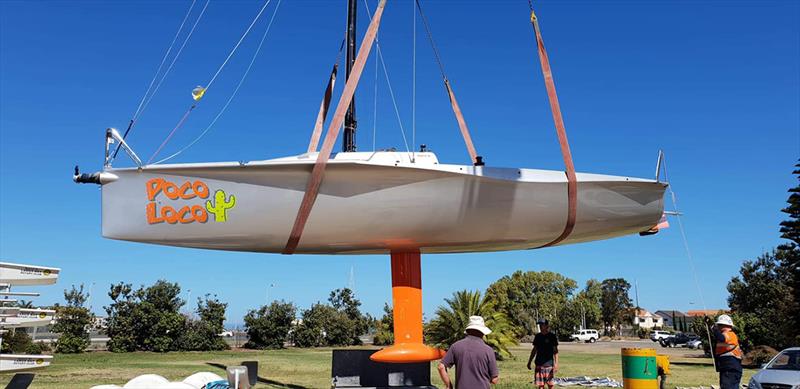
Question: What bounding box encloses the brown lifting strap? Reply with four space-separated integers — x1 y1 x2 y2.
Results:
444 79 478 164
529 4 578 247
307 62 338 153
284 0 387 254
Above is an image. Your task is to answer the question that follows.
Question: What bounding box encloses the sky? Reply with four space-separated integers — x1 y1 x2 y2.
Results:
1 0 798 326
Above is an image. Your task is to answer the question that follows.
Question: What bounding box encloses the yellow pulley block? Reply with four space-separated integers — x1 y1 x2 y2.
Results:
192 86 207 101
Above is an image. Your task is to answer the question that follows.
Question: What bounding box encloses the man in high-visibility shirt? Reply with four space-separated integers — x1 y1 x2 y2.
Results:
705 314 743 389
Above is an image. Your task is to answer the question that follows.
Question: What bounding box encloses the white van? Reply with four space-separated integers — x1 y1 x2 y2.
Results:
570 329 599 343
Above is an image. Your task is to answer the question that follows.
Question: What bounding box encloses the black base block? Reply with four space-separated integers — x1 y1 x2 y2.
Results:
331 349 436 388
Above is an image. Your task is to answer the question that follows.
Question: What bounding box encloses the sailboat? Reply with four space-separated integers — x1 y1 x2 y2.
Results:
75 0 667 363
0 262 60 286
0 262 60 373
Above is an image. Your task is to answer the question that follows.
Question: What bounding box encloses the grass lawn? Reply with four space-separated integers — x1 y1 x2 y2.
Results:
0 345 754 388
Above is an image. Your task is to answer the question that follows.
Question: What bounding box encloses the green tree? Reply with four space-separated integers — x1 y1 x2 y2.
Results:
560 280 604 335
292 303 353 347
373 303 394 346
777 161 800 344
600 278 633 336
244 300 296 349
727 251 794 348
425 290 517 359
105 280 187 352
328 288 369 345
485 271 577 337
52 284 93 353
178 295 229 351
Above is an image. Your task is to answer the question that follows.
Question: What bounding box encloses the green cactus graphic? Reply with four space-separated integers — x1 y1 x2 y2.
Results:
206 190 236 222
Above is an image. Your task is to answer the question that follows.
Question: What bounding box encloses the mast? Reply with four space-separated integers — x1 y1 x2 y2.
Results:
343 0 358 152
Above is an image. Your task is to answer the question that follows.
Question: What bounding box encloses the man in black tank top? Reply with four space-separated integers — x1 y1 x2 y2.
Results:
527 319 559 389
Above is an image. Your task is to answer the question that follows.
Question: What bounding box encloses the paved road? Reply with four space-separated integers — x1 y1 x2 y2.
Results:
516 339 708 359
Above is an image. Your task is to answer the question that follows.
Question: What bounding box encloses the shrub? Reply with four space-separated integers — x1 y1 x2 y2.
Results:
1 330 32 353
25 341 51 355
743 346 778 368
372 304 394 346
244 301 296 349
53 284 93 353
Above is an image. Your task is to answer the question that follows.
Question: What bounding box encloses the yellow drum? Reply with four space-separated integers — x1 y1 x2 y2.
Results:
621 348 658 389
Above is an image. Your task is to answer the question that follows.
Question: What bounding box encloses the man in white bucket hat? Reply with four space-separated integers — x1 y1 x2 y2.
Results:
437 315 499 388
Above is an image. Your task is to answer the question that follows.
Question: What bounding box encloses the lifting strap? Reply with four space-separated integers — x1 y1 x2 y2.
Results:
283 0 388 254
529 3 578 247
415 0 479 164
307 60 340 153
444 80 478 164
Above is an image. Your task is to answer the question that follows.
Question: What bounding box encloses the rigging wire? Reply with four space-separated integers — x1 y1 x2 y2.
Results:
362 0 411 156
203 0 273 95
147 0 276 164
411 0 417 160
132 0 197 124
153 0 283 165
414 0 447 81
415 0 479 164
138 0 211 121
112 0 203 160
662 155 717 369
372 40 379 152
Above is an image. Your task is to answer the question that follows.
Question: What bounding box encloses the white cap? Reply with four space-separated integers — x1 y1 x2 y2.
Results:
465 315 492 335
715 314 734 327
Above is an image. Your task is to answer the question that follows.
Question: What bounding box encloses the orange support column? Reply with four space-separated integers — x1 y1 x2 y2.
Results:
370 251 445 363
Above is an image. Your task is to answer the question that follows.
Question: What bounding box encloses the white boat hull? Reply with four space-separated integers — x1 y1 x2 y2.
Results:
0 354 52 372
0 263 60 286
100 152 667 254
0 309 55 328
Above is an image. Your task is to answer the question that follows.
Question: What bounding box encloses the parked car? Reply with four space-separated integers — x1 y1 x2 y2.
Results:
659 332 700 348
650 330 672 342
748 347 800 389
570 329 599 343
219 330 234 337
686 338 702 349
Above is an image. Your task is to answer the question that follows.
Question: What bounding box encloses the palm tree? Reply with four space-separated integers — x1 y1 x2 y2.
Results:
425 290 517 359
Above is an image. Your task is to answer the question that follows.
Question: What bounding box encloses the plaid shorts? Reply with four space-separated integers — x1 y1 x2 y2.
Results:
535 365 555 386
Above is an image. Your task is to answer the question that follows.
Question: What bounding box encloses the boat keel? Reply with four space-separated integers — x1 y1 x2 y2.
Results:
370 251 445 363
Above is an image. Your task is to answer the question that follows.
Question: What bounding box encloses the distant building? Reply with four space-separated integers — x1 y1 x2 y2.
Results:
633 309 664 329
92 316 108 330
687 309 727 317
655 310 688 327
656 310 691 331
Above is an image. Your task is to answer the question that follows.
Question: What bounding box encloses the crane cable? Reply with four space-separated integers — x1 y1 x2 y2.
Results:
112 0 208 161
153 0 284 165
415 0 479 165
148 0 276 164
528 1 578 248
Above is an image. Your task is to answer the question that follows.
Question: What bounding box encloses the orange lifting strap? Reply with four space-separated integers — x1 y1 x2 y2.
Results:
529 3 578 247
283 0 387 254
